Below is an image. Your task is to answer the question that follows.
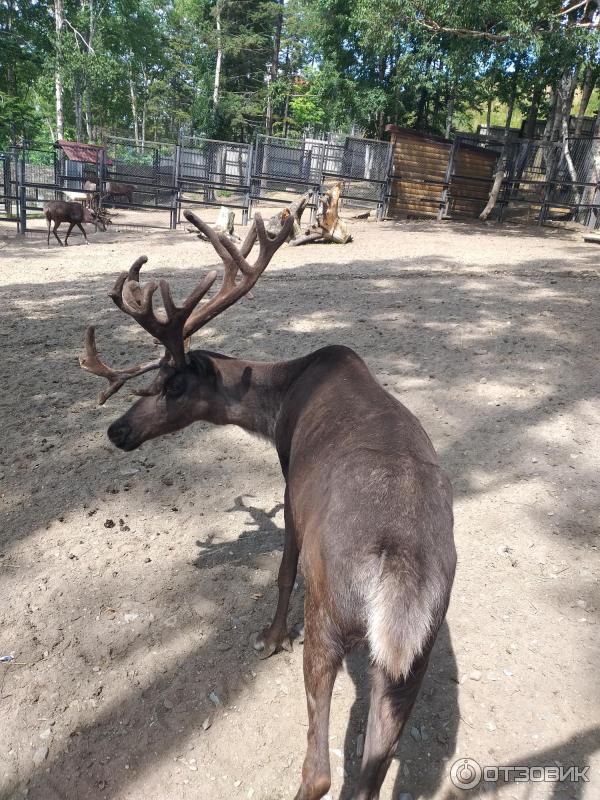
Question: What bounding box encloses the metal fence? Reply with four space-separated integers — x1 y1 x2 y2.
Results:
250 134 392 218
0 151 18 224
250 135 324 216
497 137 600 228
1 132 599 234
101 137 178 228
321 136 392 215
177 137 252 225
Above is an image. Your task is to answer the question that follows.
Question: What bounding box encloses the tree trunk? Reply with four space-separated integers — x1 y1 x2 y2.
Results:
479 150 507 220
574 66 595 137
523 84 542 139
265 0 283 135
212 0 222 109
54 0 65 140
552 68 577 142
74 85 83 140
84 90 93 140
129 76 139 145
6 0 17 96
504 65 519 137
486 97 492 133
445 85 454 139
542 90 557 141
141 67 148 146
561 116 581 205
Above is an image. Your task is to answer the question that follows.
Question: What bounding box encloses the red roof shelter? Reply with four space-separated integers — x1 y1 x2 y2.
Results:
56 140 113 165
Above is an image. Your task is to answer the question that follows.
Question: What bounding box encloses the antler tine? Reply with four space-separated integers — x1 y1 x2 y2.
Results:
79 325 163 405
239 221 258 258
109 256 149 311
183 210 238 266
181 210 295 340
106 255 218 368
254 210 296 267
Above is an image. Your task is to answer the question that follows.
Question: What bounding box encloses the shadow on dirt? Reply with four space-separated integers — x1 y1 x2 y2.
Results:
1 231 599 798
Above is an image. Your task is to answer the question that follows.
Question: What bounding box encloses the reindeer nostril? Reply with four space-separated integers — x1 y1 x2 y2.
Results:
107 421 131 449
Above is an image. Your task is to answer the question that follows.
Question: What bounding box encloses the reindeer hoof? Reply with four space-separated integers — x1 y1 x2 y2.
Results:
253 629 292 659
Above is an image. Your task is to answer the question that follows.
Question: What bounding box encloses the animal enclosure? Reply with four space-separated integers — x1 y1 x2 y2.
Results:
1 129 599 236
1 216 599 800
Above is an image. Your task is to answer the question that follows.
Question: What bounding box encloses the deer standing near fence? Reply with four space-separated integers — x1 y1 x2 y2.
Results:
43 200 105 246
80 206 456 800
83 180 136 205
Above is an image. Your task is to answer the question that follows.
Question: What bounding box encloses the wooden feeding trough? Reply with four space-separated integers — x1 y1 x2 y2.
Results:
385 126 499 220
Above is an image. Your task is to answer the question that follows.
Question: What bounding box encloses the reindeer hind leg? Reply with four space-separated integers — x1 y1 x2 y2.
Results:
353 655 430 800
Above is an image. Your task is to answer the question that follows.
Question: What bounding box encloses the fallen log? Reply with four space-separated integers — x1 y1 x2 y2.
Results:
189 205 241 242
289 182 352 246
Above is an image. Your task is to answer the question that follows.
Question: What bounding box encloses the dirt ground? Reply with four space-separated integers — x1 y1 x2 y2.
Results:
0 208 599 800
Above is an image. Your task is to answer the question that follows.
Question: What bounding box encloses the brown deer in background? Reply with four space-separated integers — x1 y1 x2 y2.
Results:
43 200 106 246
83 180 136 205
80 207 456 800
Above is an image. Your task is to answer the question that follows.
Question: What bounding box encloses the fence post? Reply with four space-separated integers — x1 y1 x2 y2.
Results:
539 142 559 226
380 140 394 220
438 137 459 221
98 147 106 200
18 149 26 234
153 147 160 207
4 149 13 219
171 144 181 230
244 143 253 224
54 145 61 200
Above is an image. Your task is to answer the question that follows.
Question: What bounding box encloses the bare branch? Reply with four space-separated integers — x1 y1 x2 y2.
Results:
415 17 510 42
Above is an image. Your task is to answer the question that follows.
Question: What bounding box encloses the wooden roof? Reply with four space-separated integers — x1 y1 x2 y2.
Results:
56 140 112 164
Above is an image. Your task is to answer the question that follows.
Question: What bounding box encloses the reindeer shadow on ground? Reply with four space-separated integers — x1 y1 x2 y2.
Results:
193 494 285 570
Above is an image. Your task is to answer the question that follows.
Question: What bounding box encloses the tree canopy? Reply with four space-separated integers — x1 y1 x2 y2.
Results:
1 0 599 147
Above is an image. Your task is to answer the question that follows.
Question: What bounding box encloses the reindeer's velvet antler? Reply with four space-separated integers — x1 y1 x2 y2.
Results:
79 206 297 404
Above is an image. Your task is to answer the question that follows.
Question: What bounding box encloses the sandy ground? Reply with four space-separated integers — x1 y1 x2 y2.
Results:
0 209 599 800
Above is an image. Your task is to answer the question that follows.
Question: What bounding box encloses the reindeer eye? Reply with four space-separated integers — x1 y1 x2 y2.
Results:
164 373 187 398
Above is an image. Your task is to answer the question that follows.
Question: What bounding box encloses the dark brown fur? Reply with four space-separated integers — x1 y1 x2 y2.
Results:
106 345 456 800
43 200 104 246
83 180 136 204
104 181 135 203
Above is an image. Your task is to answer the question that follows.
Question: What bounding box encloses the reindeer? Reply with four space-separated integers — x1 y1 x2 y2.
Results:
84 180 136 205
43 200 106 247
79 206 456 800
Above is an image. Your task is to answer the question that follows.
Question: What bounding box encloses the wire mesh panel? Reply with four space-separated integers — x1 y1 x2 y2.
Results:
547 138 600 226
322 136 392 216
21 146 59 204
499 138 600 227
250 135 326 211
178 137 252 224
445 136 501 219
102 137 177 227
0 151 19 224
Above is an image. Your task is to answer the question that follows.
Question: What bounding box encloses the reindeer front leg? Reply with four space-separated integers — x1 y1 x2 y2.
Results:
254 487 299 659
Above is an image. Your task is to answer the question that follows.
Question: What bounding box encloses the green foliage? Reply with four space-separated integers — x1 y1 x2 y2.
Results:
0 0 598 148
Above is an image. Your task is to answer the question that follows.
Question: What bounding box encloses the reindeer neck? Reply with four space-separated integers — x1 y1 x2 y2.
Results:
200 352 310 441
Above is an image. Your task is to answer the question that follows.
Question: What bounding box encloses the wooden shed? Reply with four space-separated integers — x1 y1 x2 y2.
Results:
385 126 498 220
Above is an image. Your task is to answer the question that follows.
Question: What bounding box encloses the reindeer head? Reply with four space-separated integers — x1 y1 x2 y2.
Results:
84 206 107 232
80 209 296 451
